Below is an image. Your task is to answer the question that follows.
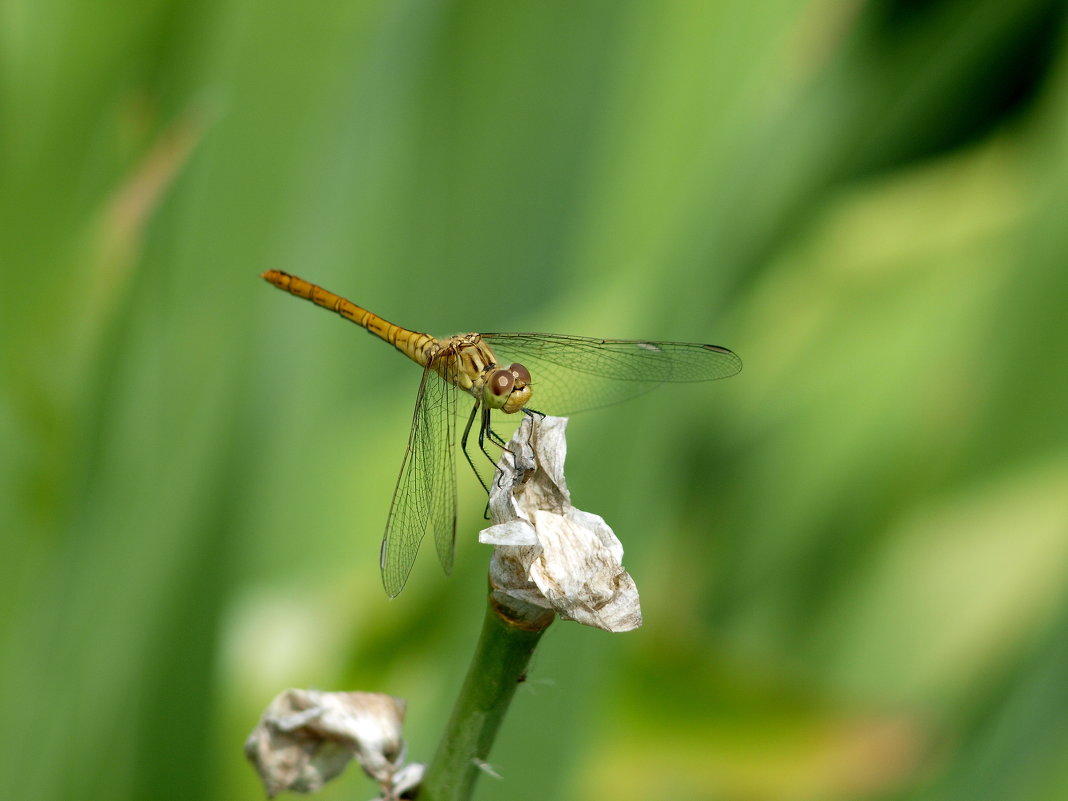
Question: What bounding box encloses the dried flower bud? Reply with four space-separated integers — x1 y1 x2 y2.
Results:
244 689 421 799
480 415 642 632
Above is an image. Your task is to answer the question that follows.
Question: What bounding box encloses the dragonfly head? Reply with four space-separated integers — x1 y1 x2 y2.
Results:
483 362 532 414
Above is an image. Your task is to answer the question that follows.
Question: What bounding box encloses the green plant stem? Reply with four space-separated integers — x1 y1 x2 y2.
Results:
419 593 554 801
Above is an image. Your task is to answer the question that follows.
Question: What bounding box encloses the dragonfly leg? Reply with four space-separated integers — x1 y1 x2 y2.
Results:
485 425 509 449
478 406 506 463
515 407 544 465
477 406 522 492
460 401 491 495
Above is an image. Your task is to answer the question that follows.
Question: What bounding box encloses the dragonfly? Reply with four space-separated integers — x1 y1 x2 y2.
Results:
261 270 742 597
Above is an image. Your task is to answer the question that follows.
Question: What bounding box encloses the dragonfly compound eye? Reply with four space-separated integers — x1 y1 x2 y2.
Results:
508 362 531 386
489 369 515 397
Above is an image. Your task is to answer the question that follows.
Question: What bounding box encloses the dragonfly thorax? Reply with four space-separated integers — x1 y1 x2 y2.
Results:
434 333 532 414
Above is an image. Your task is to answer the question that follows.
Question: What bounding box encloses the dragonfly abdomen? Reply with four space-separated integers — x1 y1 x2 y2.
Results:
262 270 438 367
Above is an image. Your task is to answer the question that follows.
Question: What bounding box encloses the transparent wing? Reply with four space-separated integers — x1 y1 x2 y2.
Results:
379 350 458 598
481 333 742 415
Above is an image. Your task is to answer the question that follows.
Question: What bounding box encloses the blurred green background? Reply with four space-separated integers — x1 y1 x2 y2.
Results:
4 1 1068 799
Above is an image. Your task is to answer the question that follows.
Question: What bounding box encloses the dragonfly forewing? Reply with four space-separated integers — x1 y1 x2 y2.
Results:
480 334 742 415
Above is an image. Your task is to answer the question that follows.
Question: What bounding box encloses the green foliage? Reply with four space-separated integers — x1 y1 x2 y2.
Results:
3 2 1067 800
